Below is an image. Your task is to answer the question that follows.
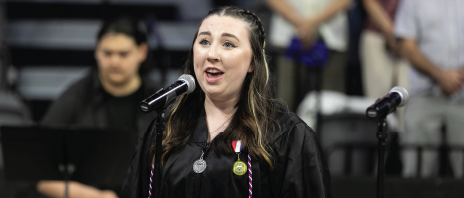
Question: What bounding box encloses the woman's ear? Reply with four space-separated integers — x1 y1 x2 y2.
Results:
248 60 254 73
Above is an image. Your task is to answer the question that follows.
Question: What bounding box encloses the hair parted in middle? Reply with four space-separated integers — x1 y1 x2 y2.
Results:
154 6 278 170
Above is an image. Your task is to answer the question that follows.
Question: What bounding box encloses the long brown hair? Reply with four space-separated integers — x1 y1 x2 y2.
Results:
154 6 277 169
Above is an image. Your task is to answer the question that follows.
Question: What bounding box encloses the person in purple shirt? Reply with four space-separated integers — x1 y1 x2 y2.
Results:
361 0 408 132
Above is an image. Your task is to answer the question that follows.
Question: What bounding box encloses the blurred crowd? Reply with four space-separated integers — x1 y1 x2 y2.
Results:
1 0 464 197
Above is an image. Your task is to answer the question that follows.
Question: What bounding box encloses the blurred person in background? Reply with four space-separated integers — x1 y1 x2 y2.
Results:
37 16 161 198
395 0 464 178
0 3 34 198
266 0 352 111
360 0 408 132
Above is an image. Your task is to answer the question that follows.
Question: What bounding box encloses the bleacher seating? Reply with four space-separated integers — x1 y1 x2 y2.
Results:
4 0 210 120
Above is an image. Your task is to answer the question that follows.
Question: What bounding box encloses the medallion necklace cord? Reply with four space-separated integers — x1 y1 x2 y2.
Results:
209 114 233 139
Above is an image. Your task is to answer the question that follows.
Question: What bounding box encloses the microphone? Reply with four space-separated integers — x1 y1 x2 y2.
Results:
140 74 196 113
366 86 409 119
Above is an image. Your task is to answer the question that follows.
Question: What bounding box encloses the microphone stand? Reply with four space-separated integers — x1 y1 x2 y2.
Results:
376 115 388 198
59 163 75 198
153 110 166 198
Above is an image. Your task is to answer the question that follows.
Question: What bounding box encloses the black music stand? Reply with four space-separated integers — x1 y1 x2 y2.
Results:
0 125 136 197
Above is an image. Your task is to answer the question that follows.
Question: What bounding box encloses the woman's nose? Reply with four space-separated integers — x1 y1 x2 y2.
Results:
206 45 220 62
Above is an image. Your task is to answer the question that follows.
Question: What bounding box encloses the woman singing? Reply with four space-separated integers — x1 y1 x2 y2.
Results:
121 6 331 198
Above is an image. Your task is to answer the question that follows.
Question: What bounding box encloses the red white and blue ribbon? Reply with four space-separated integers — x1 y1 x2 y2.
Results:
232 140 252 198
148 140 252 197
248 152 252 198
148 163 154 198
232 140 242 152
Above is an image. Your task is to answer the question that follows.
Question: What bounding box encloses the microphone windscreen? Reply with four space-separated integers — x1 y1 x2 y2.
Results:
389 86 409 107
178 74 196 94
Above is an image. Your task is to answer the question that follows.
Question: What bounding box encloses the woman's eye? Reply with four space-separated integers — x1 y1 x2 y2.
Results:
199 39 210 45
223 41 236 48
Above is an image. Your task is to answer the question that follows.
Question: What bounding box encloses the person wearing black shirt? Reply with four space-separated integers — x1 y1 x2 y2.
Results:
120 7 331 198
38 17 161 198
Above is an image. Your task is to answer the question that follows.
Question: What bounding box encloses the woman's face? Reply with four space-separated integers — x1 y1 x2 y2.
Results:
95 33 147 86
193 15 254 102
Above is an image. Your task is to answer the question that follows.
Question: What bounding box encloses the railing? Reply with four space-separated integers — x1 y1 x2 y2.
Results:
326 140 464 178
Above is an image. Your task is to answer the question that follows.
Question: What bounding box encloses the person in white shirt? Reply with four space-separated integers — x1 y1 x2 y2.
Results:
396 0 464 178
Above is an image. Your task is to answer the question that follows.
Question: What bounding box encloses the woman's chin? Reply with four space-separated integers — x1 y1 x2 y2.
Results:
204 90 222 99
203 91 242 104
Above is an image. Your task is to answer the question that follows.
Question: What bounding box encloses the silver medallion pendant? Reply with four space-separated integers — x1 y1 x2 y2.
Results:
193 150 207 173
193 159 207 173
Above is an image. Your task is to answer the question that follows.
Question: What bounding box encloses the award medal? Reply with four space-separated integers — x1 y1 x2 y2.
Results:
232 140 247 175
193 150 207 173
149 143 253 198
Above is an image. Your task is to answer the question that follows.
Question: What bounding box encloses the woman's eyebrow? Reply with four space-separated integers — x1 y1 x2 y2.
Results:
222 33 240 42
198 31 239 42
198 31 211 36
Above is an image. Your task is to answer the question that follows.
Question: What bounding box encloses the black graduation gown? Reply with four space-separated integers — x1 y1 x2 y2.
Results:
120 103 331 198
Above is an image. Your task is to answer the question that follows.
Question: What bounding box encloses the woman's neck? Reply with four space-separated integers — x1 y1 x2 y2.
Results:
204 97 238 118
204 96 238 142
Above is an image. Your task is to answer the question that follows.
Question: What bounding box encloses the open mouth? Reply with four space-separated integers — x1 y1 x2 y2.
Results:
205 68 224 82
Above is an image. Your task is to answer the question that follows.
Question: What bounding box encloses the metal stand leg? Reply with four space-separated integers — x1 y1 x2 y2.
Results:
376 119 387 198
153 112 166 198
59 163 75 198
